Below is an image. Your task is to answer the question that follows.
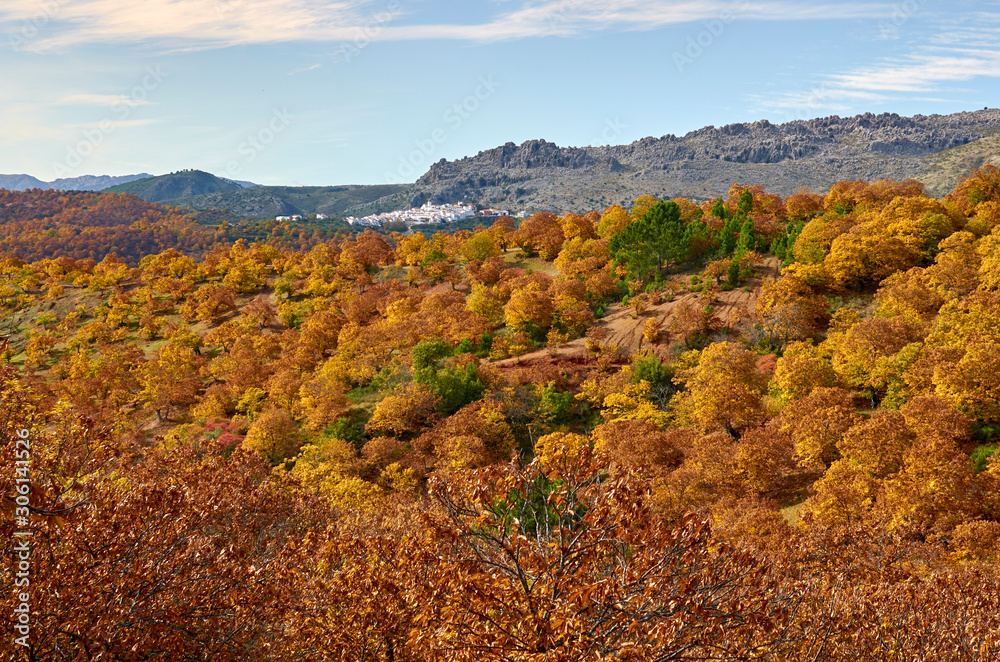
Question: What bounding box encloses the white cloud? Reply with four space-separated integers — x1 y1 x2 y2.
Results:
377 1 894 41
63 118 161 129
931 12 1000 48
757 45 1000 118
0 0 385 51
0 0 894 51
57 93 154 106
289 63 321 75
829 53 1000 93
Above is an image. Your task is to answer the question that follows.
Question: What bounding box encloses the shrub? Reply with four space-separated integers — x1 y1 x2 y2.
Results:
971 444 999 473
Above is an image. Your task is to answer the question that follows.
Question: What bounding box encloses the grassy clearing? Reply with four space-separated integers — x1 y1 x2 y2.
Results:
501 248 560 277
781 502 805 527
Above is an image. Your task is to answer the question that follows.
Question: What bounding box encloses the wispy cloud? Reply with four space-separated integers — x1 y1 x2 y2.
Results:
289 63 321 75
930 13 1000 48
756 5 1000 115
57 93 154 106
757 28 1000 118
0 0 894 51
0 0 384 51
63 118 162 129
829 52 1000 93
375 1 894 42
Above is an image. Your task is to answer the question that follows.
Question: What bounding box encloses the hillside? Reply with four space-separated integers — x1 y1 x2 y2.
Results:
4 167 1000 659
411 108 1000 211
918 134 1000 195
0 172 152 192
103 169 245 201
161 183 413 218
0 189 340 264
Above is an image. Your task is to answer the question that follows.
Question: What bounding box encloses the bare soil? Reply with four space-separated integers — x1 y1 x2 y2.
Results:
494 257 781 367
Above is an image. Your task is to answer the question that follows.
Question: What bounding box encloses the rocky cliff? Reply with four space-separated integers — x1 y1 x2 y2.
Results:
411 109 1000 211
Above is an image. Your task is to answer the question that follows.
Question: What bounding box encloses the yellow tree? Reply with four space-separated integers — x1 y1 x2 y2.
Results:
831 317 921 406
467 283 509 326
673 342 767 436
531 430 588 469
976 225 1000 291
242 407 300 464
489 215 517 251
755 274 828 344
137 342 202 422
791 212 859 265
503 274 555 333
560 212 598 242
932 339 1000 421
366 382 440 439
877 195 957 259
824 221 921 288
800 458 878 527
295 367 349 434
460 230 502 262
554 236 610 283
771 341 837 401
923 231 982 300
836 411 915 479
776 387 860 468
948 163 1000 214
597 204 632 239
630 193 659 222
874 267 945 331
877 436 980 535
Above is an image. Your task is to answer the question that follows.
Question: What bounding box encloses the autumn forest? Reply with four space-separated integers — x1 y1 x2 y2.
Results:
4 167 1000 660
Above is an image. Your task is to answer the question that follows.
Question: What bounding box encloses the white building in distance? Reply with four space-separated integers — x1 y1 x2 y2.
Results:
345 202 477 227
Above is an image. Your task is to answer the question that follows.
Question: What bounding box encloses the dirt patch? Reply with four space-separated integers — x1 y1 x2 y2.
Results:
492 257 781 367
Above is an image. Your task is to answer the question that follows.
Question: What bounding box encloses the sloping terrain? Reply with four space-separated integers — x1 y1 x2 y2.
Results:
496 257 781 367
918 134 1000 196
411 109 1000 211
160 183 413 218
0 172 152 191
103 170 244 201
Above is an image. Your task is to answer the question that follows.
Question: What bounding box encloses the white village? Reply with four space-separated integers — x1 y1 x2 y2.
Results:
344 202 509 227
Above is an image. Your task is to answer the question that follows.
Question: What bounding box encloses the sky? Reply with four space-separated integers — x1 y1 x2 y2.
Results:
1 0 999 186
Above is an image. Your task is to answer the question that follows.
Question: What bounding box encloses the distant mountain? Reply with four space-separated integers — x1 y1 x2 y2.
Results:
160 184 412 219
102 170 246 202
409 108 1000 212
0 173 151 192
0 174 46 190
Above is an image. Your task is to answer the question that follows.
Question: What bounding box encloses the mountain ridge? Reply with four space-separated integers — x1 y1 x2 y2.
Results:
6 108 999 216
410 108 1000 211
103 170 246 201
0 172 152 192
159 183 412 218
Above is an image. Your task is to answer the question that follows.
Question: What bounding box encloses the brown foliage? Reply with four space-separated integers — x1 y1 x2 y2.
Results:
777 387 860 468
592 419 686 478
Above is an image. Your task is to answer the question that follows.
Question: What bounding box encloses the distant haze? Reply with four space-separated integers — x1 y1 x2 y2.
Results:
0 173 152 192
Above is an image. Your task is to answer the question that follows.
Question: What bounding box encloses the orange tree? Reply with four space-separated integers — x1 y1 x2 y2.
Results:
404 444 802 661
0 366 329 660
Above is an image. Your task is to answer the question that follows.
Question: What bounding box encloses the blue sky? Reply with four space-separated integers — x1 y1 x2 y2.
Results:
2 0 999 186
